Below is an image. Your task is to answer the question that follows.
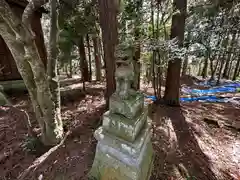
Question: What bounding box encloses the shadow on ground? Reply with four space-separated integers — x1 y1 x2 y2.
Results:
150 105 235 180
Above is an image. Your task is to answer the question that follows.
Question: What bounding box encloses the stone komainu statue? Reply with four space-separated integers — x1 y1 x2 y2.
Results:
115 59 135 99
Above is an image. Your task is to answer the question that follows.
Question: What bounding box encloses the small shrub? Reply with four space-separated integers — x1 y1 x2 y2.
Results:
22 136 45 155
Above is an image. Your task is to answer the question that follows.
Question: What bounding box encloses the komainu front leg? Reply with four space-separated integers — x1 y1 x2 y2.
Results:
115 78 121 95
120 79 129 99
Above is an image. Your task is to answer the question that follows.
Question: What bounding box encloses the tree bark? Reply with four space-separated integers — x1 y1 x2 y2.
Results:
232 56 240 80
78 36 89 82
222 32 237 79
182 32 190 76
69 58 73 77
181 55 188 76
0 0 63 145
132 0 143 90
164 0 187 106
86 34 92 81
197 61 202 76
217 57 224 85
98 0 118 107
227 58 234 78
93 35 102 81
209 57 216 81
150 0 156 97
133 40 141 90
201 58 208 78
47 0 62 144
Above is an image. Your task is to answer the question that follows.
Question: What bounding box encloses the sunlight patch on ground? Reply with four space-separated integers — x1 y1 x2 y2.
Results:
193 122 240 178
153 116 178 154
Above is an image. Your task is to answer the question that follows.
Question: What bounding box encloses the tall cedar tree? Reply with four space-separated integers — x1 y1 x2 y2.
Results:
78 35 90 82
98 0 118 107
164 0 187 106
93 35 102 81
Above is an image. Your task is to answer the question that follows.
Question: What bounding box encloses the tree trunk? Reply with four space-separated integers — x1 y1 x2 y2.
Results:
93 35 102 81
47 0 62 144
98 0 118 107
164 0 187 106
155 3 160 99
69 59 73 77
222 32 237 79
132 0 143 90
217 57 224 85
150 0 156 97
201 58 208 78
0 0 63 145
78 36 89 82
65 64 70 78
209 58 216 81
86 34 92 81
181 55 188 76
182 33 190 76
133 41 141 90
227 58 234 78
197 60 202 76
232 56 240 80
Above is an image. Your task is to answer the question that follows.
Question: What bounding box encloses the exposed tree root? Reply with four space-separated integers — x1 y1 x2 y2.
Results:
17 131 71 180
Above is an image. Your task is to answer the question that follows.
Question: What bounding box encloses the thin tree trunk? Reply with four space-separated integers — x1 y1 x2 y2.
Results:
155 3 160 99
98 0 118 107
133 38 141 90
201 58 208 78
150 0 156 97
182 55 188 76
209 58 215 81
217 58 225 85
132 0 143 90
47 0 62 145
78 36 89 82
69 59 73 77
197 60 202 76
86 34 92 81
182 33 190 76
93 35 102 81
232 56 240 80
164 0 187 106
222 32 237 79
227 58 234 78
64 64 69 77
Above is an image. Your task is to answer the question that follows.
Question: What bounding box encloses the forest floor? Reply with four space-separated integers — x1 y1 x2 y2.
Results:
0 81 240 180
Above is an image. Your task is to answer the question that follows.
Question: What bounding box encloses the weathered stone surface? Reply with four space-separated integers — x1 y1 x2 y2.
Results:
95 120 151 159
102 106 148 142
89 60 154 180
89 122 154 180
109 92 144 119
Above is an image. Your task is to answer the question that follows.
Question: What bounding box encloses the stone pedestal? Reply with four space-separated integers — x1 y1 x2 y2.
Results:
89 61 154 180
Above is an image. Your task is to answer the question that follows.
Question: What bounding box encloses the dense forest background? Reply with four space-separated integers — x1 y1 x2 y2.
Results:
0 0 240 179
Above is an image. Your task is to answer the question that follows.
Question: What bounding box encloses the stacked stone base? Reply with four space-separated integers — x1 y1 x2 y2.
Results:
89 90 154 180
89 121 154 180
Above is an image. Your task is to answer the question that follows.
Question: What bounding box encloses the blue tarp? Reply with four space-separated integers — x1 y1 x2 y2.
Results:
190 87 236 95
145 81 240 103
180 96 226 103
145 95 157 102
146 94 229 103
